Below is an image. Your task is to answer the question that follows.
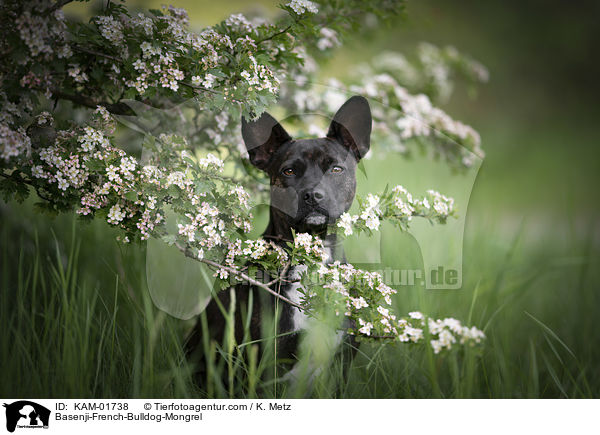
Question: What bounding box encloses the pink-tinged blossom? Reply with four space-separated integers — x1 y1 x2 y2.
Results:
0 124 31 162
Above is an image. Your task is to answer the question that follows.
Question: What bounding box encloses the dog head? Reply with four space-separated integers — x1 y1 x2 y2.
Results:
242 96 372 234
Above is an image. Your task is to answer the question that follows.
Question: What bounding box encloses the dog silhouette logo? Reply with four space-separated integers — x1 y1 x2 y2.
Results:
3 401 50 432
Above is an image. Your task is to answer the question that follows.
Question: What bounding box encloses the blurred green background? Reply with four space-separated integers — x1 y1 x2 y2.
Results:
1 0 599 398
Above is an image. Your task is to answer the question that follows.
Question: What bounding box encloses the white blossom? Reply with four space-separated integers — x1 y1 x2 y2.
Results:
198 153 224 171
317 27 339 51
409 311 424 320
350 296 369 309
358 318 373 336
107 204 126 224
377 306 390 317
95 16 124 45
0 123 31 162
337 212 355 236
67 64 88 83
286 0 319 15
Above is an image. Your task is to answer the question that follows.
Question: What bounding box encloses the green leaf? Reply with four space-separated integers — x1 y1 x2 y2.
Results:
194 180 214 195
142 134 157 152
215 277 232 291
85 159 105 171
124 190 138 201
182 156 197 167
0 177 30 203
167 184 181 198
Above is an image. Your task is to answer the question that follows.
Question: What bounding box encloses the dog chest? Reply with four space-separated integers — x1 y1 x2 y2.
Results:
284 264 309 331
283 245 334 332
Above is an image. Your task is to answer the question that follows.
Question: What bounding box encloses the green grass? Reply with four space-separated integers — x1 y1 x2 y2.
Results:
0 214 193 398
1 188 598 398
3 0 599 400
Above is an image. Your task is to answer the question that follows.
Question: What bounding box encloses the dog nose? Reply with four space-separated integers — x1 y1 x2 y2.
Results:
303 189 324 205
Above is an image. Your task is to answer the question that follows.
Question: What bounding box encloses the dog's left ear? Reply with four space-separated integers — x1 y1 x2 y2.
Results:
242 112 292 171
327 95 372 161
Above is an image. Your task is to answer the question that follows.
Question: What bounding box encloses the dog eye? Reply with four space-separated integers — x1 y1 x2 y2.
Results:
282 168 295 177
331 166 344 174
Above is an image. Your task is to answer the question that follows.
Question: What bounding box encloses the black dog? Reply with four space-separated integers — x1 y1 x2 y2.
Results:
185 95 372 384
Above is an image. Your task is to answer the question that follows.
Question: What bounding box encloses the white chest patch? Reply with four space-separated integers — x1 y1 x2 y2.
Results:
285 264 309 332
284 246 335 332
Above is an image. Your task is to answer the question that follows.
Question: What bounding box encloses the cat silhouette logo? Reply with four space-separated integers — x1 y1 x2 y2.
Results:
3 401 50 432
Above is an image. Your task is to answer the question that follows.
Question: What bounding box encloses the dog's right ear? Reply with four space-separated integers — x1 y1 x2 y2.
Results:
241 112 292 171
327 95 372 161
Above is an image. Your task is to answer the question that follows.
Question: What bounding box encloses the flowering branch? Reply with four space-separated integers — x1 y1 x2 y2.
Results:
49 89 137 116
255 24 293 44
337 186 456 236
174 239 304 310
0 0 487 355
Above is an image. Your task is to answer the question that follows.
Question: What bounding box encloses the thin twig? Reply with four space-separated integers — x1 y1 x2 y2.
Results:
72 45 122 63
266 261 291 287
179 81 221 95
50 89 136 116
256 24 293 44
174 241 304 310
46 0 74 15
